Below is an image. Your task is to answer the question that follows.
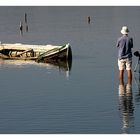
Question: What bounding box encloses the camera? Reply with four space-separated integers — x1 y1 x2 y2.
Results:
134 51 140 57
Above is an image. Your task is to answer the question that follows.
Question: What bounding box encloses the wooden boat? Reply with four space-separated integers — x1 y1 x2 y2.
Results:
0 43 72 62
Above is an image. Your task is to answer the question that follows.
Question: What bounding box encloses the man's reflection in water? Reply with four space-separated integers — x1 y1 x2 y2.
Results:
118 83 134 133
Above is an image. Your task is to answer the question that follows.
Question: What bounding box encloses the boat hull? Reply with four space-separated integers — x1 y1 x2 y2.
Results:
0 43 72 62
43 44 72 62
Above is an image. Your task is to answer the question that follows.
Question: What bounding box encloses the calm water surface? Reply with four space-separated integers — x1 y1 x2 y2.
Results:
0 6 140 134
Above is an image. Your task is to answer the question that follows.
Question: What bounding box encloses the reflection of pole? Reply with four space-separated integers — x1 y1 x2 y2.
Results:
25 13 28 32
25 24 28 32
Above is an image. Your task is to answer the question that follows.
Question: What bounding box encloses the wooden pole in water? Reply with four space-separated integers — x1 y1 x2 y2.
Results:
19 21 23 35
25 13 27 24
87 16 91 24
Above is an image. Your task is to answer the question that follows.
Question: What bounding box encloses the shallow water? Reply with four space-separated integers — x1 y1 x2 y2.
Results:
0 6 140 134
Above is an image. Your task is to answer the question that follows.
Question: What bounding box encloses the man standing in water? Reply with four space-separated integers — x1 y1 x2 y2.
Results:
116 26 133 85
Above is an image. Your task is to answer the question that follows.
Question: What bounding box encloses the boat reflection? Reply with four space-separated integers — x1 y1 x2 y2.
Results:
0 58 72 78
118 83 134 133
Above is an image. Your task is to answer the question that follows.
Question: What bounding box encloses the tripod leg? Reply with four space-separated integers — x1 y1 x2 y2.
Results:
139 59 140 73
139 62 140 86
134 58 139 72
